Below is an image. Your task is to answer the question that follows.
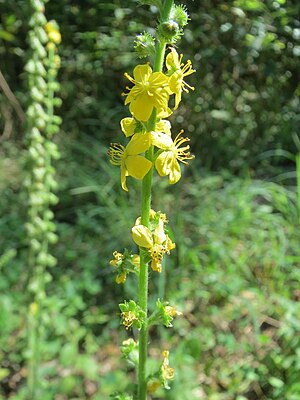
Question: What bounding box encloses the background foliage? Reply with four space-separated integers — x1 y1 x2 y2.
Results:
0 0 300 399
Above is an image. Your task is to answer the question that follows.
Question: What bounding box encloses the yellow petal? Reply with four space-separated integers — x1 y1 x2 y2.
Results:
153 218 167 245
120 117 136 137
121 163 129 191
149 71 169 87
152 89 169 114
126 133 151 155
151 259 162 272
129 93 153 121
151 132 173 150
157 107 172 119
166 48 180 71
169 158 181 184
156 119 171 136
132 225 153 248
133 64 152 82
155 151 174 176
125 155 152 179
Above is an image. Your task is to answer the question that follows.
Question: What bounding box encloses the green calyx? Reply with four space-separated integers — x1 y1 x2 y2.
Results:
171 4 189 27
157 20 180 42
134 31 156 59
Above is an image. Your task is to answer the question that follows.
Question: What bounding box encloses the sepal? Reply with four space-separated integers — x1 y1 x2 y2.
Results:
134 32 156 59
121 338 139 367
148 299 182 328
119 300 146 330
109 250 140 284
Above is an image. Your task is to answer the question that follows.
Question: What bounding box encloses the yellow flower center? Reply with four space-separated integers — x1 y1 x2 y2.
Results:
121 311 138 330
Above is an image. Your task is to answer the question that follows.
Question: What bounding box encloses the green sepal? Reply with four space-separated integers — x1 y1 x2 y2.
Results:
120 338 139 368
119 300 146 330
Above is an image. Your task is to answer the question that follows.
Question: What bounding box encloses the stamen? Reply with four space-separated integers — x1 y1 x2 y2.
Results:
182 80 195 91
108 143 125 165
173 131 195 163
124 72 136 85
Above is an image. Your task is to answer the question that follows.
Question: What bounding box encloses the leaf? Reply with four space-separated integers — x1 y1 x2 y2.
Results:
269 377 284 388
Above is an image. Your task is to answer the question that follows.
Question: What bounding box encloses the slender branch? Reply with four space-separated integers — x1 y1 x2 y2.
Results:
0 69 26 123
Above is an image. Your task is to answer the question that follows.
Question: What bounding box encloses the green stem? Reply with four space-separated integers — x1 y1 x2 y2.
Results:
137 1 174 399
296 153 300 223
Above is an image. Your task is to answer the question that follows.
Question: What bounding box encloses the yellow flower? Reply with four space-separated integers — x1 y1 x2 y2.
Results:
150 245 165 272
166 48 195 109
165 236 176 253
121 310 138 330
156 119 172 136
131 254 140 268
148 379 161 394
123 64 170 121
108 133 152 191
132 225 153 248
45 21 61 44
131 224 173 273
154 130 195 184
109 251 123 267
161 350 175 381
120 117 140 137
116 272 127 284
165 305 182 318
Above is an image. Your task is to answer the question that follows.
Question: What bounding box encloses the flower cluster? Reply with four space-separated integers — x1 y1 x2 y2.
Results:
147 350 175 394
109 250 140 284
25 0 61 395
148 299 182 328
25 2 61 289
109 48 195 192
132 209 175 273
119 300 146 330
108 1 194 397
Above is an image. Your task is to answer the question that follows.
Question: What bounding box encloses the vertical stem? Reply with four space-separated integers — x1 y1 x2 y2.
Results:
137 1 174 399
296 153 300 223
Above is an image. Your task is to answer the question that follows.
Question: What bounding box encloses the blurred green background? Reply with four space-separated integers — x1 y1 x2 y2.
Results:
1 0 300 399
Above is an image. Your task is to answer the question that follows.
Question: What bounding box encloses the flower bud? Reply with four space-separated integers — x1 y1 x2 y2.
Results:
134 32 155 59
157 20 180 42
171 4 189 28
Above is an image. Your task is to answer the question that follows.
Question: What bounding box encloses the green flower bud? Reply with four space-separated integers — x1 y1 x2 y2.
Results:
44 209 54 220
157 20 180 43
171 4 189 27
47 232 58 244
30 239 42 252
34 26 48 44
35 76 47 91
31 87 44 102
29 127 44 142
121 338 139 367
31 0 45 12
46 254 57 267
48 193 59 205
134 32 155 59
37 251 48 266
53 97 62 107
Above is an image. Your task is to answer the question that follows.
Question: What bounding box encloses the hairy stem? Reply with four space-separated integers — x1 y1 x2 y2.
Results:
137 1 174 399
